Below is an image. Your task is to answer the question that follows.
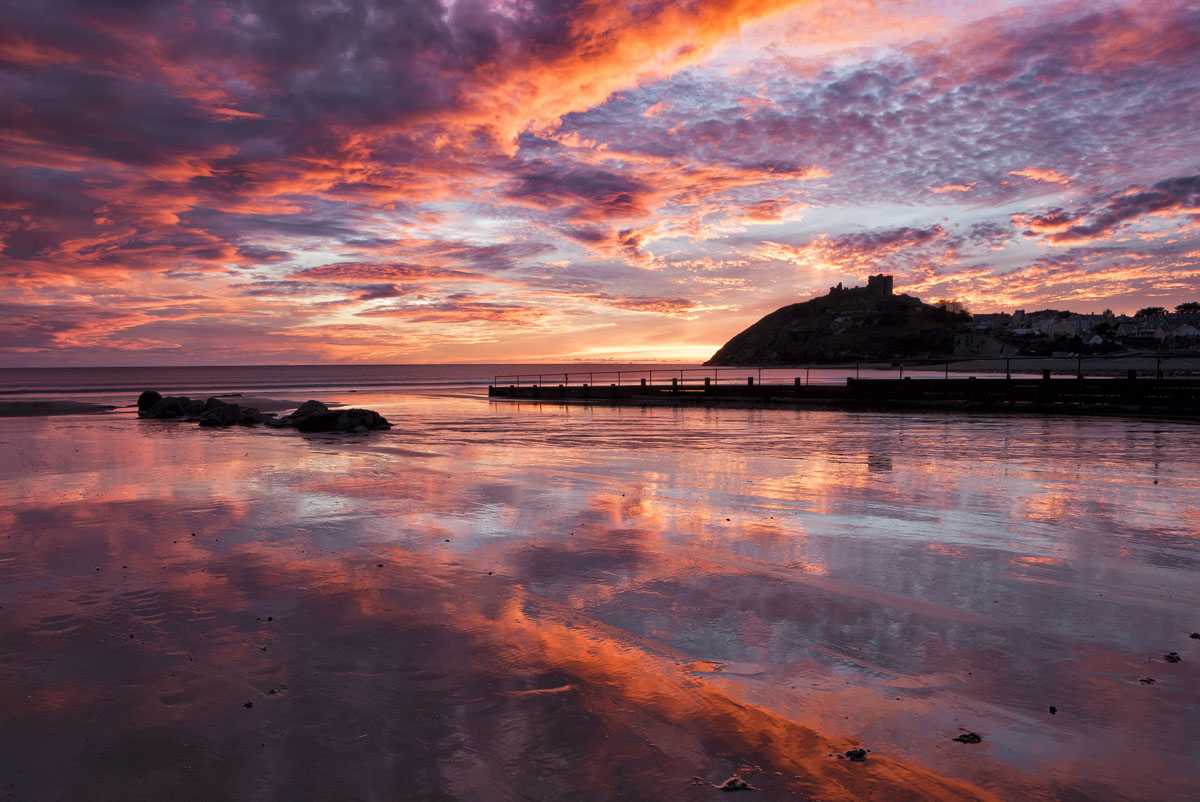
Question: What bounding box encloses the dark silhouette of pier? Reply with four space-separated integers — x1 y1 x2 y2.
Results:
489 357 1200 417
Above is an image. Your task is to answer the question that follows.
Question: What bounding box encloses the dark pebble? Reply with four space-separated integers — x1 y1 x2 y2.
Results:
267 617 273 621
952 732 982 744
1190 633 1200 639
1048 706 1057 715
244 702 254 709
1139 677 1156 685
376 563 383 567
1164 652 1182 663
845 748 868 761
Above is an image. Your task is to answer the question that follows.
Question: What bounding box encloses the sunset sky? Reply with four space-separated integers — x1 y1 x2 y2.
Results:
2 0 1199 365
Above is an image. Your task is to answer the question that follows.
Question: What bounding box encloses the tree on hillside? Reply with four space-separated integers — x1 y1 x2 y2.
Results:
1135 306 1167 317
1176 302 1200 313
935 299 969 315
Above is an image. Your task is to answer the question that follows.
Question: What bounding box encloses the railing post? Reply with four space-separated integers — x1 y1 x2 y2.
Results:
1006 358 1011 380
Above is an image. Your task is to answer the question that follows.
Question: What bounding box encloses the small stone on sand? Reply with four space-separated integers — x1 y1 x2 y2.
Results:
952 732 982 744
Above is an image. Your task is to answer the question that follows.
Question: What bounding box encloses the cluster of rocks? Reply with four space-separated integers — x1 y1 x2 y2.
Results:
136 391 390 433
273 399 391 433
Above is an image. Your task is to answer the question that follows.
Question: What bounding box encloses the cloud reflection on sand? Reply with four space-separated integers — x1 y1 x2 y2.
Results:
1 401 1197 800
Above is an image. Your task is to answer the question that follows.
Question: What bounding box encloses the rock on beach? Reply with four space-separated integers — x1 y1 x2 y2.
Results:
135 392 390 432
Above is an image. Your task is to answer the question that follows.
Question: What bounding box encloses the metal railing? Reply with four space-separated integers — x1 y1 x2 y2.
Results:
494 354 1192 388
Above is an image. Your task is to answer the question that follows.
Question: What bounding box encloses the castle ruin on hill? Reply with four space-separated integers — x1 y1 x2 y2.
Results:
829 274 894 297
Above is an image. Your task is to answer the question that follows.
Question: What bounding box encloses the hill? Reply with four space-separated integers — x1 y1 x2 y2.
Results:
705 275 969 365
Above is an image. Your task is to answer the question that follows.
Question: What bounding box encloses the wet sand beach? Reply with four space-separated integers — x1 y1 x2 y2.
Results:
1 390 1197 801
0 400 116 416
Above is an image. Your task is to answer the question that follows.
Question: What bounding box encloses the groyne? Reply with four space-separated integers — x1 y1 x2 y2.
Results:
488 373 1200 417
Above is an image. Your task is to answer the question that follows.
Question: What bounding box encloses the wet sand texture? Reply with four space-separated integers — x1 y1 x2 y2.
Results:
0 400 1197 801
0 400 116 416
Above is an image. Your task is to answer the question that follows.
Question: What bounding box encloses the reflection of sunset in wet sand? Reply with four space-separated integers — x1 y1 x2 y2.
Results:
1 399 1197 800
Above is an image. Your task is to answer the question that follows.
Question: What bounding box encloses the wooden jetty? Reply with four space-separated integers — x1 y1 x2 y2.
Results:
488 369 1200 417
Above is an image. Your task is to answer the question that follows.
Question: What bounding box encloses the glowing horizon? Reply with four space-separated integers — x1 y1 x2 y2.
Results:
2 0 1199 366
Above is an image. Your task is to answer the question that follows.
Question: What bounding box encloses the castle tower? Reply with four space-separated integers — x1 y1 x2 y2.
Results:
867 274 893 297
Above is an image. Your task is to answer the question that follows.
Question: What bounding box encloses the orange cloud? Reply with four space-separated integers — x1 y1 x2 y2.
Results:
926 183 975 194
1009 167 1071 184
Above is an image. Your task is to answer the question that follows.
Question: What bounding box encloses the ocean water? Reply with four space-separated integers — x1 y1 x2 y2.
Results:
0 366 1197 800
0 362 1076 406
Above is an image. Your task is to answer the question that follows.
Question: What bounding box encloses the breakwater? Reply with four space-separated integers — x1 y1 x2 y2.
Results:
489 374 1200 417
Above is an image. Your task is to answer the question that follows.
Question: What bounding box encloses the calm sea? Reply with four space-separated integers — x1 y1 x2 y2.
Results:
0 362 1056 406
0 363 702 405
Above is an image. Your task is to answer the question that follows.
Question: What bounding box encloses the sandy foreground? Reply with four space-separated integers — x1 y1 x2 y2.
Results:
0 400 116 416
0 393 1197 801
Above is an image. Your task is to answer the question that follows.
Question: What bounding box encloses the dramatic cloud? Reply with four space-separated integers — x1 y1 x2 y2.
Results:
289 263 488 284
2 0 1199 364
1015 174 1200 245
